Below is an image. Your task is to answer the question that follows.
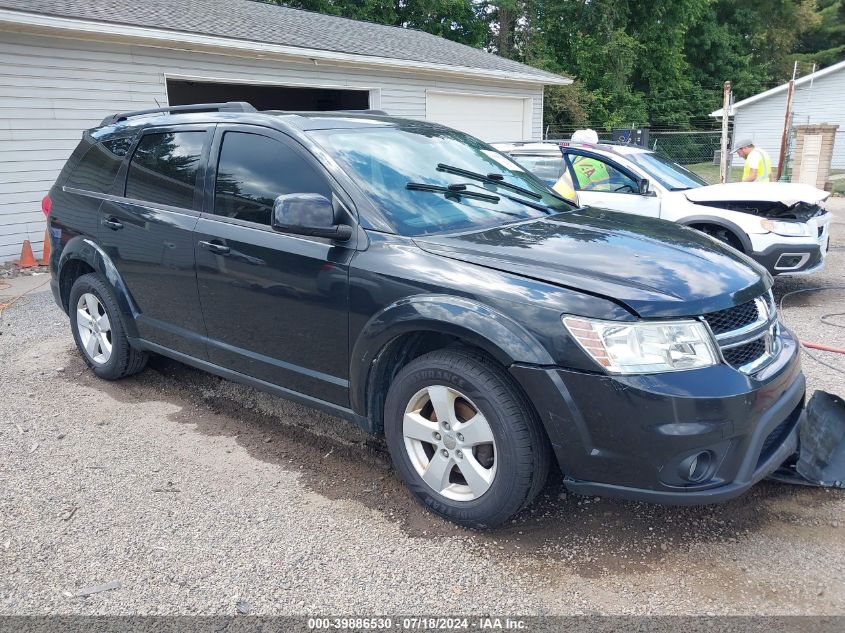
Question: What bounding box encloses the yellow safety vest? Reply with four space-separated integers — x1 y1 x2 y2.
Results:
553 171 577 202
572 156 611 190
743 148 772 182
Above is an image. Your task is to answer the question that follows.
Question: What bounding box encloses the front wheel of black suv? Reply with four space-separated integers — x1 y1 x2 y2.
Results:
68 273 148 380
384 349 550 528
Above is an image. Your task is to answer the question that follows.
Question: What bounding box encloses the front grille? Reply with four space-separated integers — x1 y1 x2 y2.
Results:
722 338 767 368
702 300 759 336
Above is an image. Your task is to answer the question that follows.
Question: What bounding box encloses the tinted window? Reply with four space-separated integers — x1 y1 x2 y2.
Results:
125 131 205 208
65 138 133 194
213 132 331 225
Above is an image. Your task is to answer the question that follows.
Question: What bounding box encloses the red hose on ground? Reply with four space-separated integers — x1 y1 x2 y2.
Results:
801 341 845 355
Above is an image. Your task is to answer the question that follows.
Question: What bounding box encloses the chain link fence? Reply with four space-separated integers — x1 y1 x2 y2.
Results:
543 123 736 184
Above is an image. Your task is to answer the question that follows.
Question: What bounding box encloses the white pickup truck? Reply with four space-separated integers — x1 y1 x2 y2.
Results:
494 140 832 276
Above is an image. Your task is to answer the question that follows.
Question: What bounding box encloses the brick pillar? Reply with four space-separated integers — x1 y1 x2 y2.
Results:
790 123 839 190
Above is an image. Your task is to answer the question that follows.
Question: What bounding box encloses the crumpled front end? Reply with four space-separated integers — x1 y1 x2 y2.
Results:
770 391 845 489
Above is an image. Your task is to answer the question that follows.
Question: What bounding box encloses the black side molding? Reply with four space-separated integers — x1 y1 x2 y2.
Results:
133 338 375 435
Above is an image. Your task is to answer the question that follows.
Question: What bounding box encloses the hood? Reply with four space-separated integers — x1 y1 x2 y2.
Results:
684 182 830 206
414 208 769 318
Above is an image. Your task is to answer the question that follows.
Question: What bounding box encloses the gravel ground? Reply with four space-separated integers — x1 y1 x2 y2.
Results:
1 201 844 616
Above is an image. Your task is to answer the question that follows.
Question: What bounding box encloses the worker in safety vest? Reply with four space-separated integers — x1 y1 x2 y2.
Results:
733 138 772 182
553 129 611 200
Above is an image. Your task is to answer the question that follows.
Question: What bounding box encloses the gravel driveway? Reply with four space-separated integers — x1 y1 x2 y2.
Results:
1 201 844 616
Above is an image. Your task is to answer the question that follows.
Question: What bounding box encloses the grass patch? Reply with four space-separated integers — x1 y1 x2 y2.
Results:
686 162 743 185
829 169 844 195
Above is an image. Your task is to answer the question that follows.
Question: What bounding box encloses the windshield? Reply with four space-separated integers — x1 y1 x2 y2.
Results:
308 126 571 236
625 151 709 190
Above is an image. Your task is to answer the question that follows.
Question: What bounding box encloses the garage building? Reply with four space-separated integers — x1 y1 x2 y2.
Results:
0 0 569 262
711 59 845 171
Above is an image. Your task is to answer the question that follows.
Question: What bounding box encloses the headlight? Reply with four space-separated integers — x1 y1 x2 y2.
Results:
563 316 719 374
760 219 811 237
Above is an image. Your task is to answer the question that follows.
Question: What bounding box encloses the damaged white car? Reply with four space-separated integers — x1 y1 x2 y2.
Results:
494 141 832 276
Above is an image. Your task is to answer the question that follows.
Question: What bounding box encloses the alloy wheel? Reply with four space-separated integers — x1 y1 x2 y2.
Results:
403 385 497 501
76 292 112 365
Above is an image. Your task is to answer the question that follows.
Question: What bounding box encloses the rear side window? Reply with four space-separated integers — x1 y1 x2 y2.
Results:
513 155 564 182
125 131 205 209
213 131 331 226
65 138 133 194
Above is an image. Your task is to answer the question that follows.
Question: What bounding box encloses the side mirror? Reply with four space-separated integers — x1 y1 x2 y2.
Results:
638 178 651 195
272 193 353 241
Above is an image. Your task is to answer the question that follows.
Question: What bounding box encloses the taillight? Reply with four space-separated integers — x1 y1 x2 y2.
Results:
41 195 52 217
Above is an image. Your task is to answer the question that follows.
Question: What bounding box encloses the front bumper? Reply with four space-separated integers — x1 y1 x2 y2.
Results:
747 213 831 275
751 242 825 275
511 328 804 504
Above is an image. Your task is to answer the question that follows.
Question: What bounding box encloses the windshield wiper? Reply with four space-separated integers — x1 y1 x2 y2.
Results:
436 163 542 200
408 181 552 215
456 181 561 215
406 182 525 218
406 182 500 203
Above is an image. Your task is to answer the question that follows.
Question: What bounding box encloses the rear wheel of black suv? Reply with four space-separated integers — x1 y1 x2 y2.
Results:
68 273 148 380
384 349 550 528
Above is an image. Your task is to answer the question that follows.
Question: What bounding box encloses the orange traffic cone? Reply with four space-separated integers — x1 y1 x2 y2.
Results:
16 239 38 268
40 229 51 265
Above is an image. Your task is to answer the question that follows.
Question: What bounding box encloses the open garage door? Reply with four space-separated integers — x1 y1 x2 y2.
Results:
426 92 532 142
167 79 371 111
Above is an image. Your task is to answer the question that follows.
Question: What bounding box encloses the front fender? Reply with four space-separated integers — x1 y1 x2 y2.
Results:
349 294 555 415
57 237 140 338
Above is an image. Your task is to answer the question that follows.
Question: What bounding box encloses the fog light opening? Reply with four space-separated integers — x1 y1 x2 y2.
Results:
678 451 714 483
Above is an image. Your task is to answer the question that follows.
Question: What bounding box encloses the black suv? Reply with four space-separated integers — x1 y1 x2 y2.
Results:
46 103 805 527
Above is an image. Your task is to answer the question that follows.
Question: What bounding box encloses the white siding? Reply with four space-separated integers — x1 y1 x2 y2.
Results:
0 30 544 262
731 68 845 170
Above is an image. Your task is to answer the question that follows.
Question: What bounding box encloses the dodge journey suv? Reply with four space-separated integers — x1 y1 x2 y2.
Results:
46 103 805 527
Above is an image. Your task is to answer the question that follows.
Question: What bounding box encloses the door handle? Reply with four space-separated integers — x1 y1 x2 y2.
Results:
198 240 230 255
103 217 124 231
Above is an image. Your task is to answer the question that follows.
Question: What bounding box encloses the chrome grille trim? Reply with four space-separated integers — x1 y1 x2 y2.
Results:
701 291 780 374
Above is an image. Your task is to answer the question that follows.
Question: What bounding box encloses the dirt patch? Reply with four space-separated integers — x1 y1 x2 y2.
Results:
56 347 837 579
0 262 49 279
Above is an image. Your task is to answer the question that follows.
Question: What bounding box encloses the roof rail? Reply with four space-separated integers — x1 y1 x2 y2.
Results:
492 140 557 146
550 139 641 148
339 109 389 115
100 102 257 126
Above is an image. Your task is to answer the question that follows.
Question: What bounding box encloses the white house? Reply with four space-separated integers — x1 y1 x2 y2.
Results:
0 0 569 263
711 59 845 170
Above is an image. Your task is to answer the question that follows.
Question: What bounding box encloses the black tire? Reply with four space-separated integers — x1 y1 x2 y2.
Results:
68 273 147 380
690 223 745 252
384 349 550 528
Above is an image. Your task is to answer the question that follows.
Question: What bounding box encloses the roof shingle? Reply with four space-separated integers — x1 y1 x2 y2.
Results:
0 0 568 84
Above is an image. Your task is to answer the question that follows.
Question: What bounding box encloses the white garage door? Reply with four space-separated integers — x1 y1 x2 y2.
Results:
425 92 532 142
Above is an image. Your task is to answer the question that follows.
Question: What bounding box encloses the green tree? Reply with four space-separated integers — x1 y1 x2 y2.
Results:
265 0 842 130
792 0 845 67
272 0 487 46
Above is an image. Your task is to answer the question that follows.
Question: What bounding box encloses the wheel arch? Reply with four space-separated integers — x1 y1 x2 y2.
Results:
677 215 752 253
57 237 139 338
350 295 555 434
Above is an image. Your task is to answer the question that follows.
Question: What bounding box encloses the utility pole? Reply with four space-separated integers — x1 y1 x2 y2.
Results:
776 62 798 181
719 81 732 183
